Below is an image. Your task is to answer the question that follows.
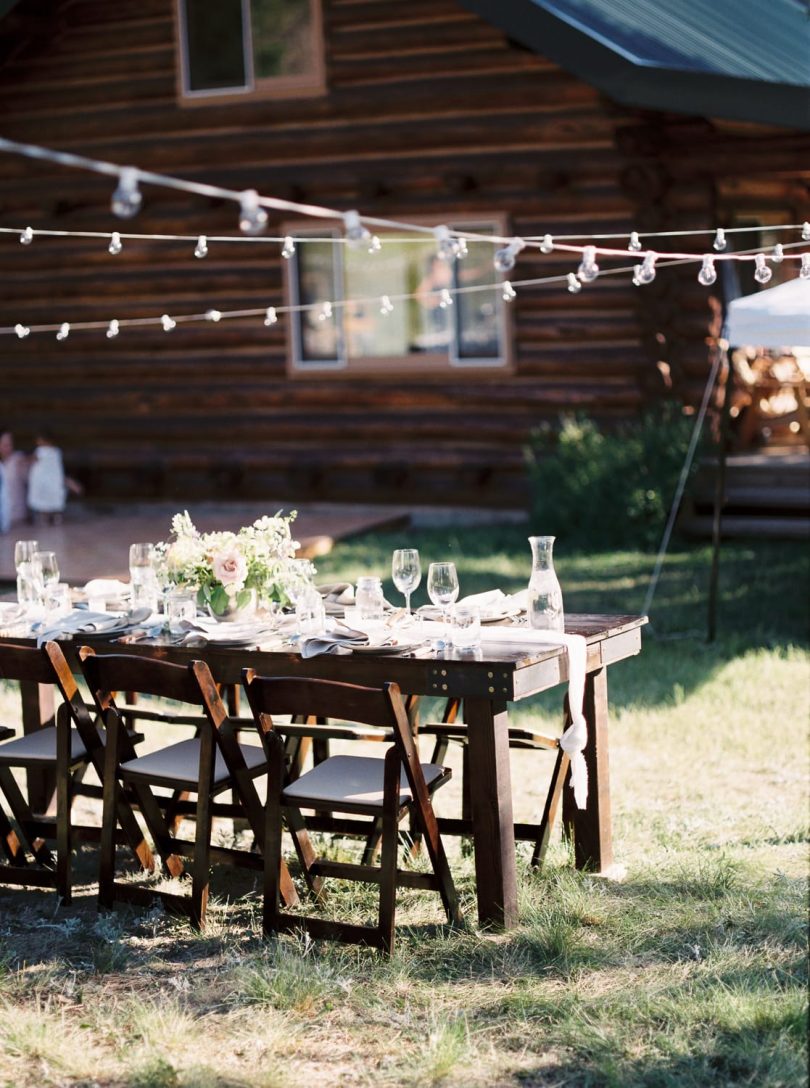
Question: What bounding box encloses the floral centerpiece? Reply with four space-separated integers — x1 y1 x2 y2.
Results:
160 510 307 618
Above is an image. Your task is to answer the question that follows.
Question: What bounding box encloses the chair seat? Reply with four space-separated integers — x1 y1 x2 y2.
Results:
121 738 267 788
283 754 448 810
0 726 87 765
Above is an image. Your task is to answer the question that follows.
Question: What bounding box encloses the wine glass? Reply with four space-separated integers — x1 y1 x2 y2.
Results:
34 550 60 588
14 540 39 570
427 561 459 631
392 548 421 614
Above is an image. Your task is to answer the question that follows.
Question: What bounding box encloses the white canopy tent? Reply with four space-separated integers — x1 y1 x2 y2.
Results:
725 277 810 348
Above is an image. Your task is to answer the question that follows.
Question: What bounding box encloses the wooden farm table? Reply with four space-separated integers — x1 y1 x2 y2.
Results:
8 613 645 930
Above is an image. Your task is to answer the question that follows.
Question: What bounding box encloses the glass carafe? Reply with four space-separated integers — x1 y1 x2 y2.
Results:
528 536 564 631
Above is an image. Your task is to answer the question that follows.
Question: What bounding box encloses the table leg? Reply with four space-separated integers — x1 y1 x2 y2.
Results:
563 666 613 872
464 697 518 929
21 679 56 815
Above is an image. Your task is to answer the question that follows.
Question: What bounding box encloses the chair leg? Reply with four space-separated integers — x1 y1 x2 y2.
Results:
0 804 24 863
531 747 570 868
56 708 72 904
286 806 324 902
263 733 286 937
361 819 383 865
98 711 122 910
378 746 401 956
190 790 212 929
0 766 52 866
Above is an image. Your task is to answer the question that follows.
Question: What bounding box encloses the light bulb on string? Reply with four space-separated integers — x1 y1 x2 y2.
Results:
753 253 772 285
343 210 371 249
540 234 554 253
438 288 453 308
194 235 208 259
14 323 29 338
19 226 33 245
633 253 657 285
264 306 278 326
493 237 525 274
56 322 70 341
772 243 784 263
566 273 581 294
317 301 333 322
368 234 382 253
205 309 222 322
502 280 516 301
238 189 268 235
455 238 468 260
713 228 727 252
380 295 394 315
434 225 462 261
697 255 717 286
161 314 176 331
106 319 119 339
628 231 642 252
577 245 599 282
108 231 122 255
802 222 810 241
800 254 810 280
281 236 296 259
111 167 142 219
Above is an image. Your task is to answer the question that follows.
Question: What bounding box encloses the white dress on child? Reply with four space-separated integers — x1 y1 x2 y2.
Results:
28 446 66 513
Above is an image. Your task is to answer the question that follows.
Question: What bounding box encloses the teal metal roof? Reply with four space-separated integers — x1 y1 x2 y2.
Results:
461 0 810 128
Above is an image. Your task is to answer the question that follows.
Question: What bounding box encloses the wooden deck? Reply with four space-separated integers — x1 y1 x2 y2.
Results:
0 501 410 584
683 447 810 540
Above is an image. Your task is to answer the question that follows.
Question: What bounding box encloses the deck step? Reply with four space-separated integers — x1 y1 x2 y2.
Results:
681 514 810 540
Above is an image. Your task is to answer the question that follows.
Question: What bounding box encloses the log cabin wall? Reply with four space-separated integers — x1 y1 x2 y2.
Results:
0 0 807 508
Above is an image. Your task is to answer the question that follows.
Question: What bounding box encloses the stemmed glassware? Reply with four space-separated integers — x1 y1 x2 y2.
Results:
427 561 459 635
14 539 39 610
34 550 60 591
392 548 421 614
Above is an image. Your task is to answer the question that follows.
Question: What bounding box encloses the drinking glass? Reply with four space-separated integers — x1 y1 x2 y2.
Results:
392 548 421 613
295 585 325 637
427 561 459 636
34 550 60 588
452 604 481 650
129 542 159 613
46 582 72 618
14 540 39 570
166 589 197 634
14 540 40 609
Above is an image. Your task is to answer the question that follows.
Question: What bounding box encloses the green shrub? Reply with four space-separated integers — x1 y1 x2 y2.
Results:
525 402 698 550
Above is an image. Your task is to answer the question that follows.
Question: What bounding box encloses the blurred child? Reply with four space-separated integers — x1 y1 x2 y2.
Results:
27 430 82 525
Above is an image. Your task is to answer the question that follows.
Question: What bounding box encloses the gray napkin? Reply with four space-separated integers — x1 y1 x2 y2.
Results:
34 607 152 647
300 630 368 658
318 582 355 615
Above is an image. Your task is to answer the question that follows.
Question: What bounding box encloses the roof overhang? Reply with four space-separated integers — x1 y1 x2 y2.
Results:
459 0 810 130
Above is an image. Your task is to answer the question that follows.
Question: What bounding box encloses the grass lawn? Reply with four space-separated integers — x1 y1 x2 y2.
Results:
0 529 807 1087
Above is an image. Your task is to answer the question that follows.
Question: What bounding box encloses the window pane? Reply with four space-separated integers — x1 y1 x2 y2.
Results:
454 237 502 361
344 239 448 358
251 0 316 79
183 0 247 92
295 240 342 365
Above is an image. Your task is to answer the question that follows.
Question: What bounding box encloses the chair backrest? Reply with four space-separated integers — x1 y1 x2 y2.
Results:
0 640 95 734
80 649 209 709
242 672 419 767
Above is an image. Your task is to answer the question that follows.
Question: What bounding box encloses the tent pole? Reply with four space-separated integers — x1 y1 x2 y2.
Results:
707 346 733 643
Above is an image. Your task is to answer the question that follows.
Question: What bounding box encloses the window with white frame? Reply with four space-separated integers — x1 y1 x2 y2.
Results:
287 221 512 374
177 0 324 100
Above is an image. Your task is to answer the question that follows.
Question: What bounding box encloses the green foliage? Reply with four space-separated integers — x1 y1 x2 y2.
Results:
526 403 699 550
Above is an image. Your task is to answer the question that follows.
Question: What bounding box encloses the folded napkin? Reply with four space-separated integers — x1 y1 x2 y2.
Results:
83 578 130 599
318 582 355 606
33 607 152 647
420 620 590 809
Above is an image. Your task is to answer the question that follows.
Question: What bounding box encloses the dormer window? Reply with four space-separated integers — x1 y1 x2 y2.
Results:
176 0 325 101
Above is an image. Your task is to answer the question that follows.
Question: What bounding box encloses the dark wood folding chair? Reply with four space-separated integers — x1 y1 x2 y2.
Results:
0 641 153 903
420 696 571 867
79 649 298 928
243 673 463 955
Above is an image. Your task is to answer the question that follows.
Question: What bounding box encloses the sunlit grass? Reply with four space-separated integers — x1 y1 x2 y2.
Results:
0 530 807 1086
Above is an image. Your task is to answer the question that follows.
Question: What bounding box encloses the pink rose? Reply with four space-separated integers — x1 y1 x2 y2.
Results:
212 548 247 588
